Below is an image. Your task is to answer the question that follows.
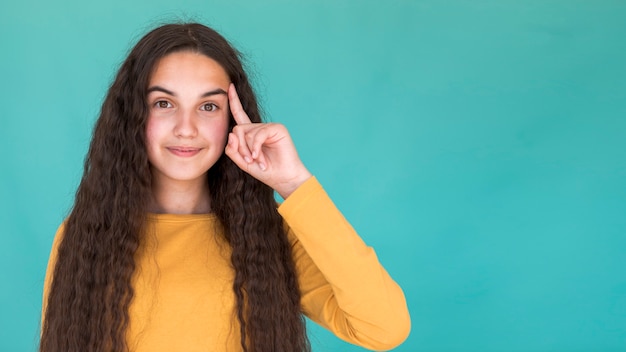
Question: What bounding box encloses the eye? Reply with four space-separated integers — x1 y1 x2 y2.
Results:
154 100 172 109
200 103 218 112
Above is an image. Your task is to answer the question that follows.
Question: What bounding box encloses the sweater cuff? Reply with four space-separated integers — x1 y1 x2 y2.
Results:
277 176 322 218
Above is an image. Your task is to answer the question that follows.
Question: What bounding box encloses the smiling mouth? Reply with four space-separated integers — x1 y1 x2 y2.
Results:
167 147 202 157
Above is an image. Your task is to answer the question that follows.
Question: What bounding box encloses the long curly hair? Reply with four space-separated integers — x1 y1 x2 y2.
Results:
40 23 309 352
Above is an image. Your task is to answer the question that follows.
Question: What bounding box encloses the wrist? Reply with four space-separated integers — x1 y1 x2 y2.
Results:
276 169 313 199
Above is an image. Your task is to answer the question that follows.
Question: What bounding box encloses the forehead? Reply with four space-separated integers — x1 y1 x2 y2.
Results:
149 51 230 87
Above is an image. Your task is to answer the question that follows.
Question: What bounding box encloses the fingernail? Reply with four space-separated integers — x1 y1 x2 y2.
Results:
259 163 266 171
252 151 258 159
244 156 252 163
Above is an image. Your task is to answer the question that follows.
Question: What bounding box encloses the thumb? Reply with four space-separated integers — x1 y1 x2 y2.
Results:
224 133 246 169
224 133 264 176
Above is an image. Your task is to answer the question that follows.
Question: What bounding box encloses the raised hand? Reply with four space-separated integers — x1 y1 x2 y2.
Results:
224 84 312 199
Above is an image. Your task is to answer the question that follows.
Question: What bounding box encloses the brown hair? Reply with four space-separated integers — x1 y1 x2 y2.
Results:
40 23 309 352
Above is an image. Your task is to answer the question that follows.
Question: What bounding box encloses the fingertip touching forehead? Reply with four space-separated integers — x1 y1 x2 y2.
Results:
120 23 261 126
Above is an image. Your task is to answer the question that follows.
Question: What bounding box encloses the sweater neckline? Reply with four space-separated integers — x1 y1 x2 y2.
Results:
146 212 217 222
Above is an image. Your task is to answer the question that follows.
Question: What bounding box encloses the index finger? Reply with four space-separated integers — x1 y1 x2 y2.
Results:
228 83 252 125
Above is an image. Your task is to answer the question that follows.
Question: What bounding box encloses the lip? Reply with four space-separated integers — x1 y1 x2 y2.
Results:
167 146 203 157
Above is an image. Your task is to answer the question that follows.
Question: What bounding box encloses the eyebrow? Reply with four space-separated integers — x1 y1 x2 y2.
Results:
147 85 228 97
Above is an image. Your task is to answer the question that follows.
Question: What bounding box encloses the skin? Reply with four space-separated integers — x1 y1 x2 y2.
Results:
146 51 311 214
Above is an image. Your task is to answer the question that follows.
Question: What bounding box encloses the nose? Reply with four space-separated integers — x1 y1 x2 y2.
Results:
173 108 198 138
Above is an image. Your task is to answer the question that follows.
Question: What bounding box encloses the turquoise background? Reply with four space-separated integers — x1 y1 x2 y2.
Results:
1 1 625 351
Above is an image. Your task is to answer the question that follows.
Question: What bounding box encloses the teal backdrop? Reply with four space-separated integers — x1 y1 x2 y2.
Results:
1 1 625 351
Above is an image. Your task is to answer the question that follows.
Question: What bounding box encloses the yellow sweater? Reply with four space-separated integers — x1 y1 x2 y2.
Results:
43 177 410 351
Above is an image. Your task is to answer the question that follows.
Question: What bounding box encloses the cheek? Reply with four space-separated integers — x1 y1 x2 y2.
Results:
211 117 230 146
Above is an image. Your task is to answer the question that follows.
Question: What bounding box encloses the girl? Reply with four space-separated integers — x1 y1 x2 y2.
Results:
40 23 410 352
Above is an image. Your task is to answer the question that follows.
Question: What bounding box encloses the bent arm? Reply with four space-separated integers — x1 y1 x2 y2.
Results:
41 223 65 328
278 177 411 350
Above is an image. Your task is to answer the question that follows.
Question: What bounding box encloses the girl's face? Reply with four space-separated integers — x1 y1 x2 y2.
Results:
145 51 231 187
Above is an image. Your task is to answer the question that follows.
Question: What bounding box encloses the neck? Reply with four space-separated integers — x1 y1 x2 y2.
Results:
149 174 211 214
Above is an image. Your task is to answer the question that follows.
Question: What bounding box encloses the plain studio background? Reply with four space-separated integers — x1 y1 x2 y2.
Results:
1 1 625 351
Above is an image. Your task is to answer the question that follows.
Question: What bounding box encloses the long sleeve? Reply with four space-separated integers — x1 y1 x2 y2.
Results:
278 177 411 350
41 222 65 326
